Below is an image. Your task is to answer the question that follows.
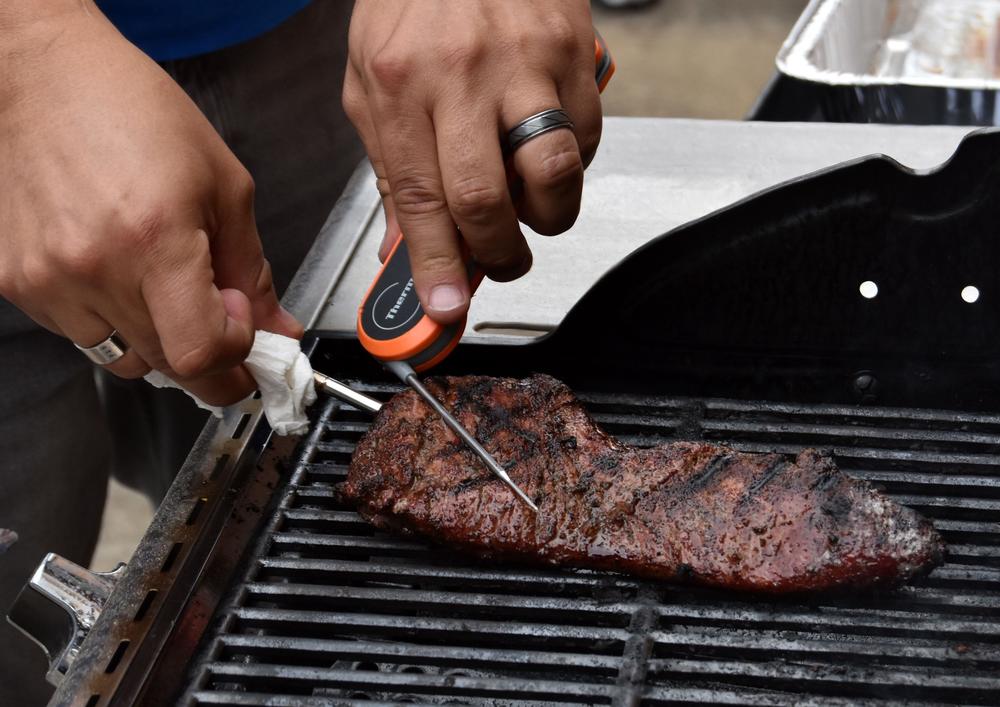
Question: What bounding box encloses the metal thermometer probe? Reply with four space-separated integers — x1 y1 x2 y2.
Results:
384 360 539 512
313 371 382 415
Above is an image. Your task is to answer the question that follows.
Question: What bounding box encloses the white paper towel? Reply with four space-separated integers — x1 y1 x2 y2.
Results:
144 331 317 436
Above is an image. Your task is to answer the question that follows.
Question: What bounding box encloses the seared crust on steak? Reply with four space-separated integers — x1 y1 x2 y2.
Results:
343 375 944 593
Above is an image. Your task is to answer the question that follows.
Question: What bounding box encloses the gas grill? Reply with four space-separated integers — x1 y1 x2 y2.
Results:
11 118 1000 706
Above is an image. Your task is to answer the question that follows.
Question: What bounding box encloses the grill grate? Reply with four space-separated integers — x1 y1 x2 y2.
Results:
183 384 1000 706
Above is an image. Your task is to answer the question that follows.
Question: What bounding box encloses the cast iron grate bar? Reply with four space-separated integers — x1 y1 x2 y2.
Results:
183 386 1000 706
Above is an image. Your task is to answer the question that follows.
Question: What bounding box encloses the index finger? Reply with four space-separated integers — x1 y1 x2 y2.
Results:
372 103 470 324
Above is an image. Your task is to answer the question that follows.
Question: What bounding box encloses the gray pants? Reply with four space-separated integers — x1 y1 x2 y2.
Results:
0 2 361 703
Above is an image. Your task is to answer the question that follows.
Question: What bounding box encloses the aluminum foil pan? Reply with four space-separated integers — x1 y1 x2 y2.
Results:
759 0 1000 124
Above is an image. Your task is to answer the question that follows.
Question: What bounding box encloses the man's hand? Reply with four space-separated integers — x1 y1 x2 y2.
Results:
343 0 602 323
0 2 302 405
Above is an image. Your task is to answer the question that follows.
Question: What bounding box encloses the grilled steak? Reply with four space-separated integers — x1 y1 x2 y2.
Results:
343 375 944 592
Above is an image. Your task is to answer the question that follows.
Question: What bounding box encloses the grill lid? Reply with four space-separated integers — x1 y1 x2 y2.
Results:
541 127 1000 409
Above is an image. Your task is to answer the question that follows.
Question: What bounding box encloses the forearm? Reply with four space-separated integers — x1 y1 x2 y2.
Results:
0 1 110 107
0 0 97 31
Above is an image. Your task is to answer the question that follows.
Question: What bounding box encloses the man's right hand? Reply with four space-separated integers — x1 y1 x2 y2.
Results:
0 1 302 405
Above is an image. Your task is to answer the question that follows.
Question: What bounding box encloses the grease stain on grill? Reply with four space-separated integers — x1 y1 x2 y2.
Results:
184 387 1000 706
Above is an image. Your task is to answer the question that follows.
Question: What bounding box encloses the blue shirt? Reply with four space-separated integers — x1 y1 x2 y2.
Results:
97 0 313 61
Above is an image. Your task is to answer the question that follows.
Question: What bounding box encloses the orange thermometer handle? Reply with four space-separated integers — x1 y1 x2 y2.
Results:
595 29 615 91
358 32 614 372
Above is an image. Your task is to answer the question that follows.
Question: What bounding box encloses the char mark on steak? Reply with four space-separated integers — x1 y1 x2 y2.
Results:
342 375 944 593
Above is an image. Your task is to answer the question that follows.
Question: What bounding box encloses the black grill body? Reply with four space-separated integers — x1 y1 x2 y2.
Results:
175 130 1000 706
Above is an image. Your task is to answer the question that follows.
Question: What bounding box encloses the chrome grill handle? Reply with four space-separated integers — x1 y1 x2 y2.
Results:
6 553 125 686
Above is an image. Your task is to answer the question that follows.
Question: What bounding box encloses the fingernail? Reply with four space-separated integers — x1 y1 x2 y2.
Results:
428 285 466 313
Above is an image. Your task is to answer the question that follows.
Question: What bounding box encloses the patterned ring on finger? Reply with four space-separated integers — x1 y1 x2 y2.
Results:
504 108 574 156
75 329 129 366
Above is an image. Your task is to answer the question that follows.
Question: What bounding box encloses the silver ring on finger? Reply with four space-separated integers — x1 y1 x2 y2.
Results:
75 329 129 366
504 108 574 156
